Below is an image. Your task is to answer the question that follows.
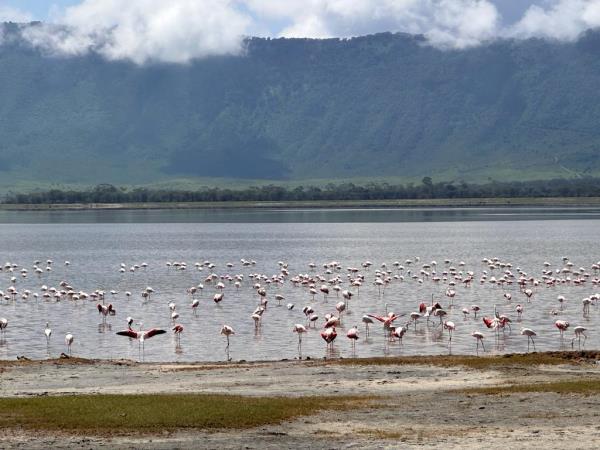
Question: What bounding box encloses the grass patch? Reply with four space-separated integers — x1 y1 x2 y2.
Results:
331 351 600 370
462 379 600 396
0 394 369 435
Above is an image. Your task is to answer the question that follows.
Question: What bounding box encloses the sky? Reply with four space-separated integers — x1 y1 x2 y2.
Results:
1 1 599 63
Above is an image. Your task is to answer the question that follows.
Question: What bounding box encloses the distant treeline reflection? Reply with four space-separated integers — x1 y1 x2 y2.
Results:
4 177 600 204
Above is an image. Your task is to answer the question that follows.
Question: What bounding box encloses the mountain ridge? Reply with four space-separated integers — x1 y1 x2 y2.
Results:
1 23 600 188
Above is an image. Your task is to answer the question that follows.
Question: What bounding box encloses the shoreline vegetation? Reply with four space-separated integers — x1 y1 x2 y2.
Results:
2 178 600 210
1 196 600 211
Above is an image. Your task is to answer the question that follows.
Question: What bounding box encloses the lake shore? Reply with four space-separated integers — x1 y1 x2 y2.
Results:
1 351 600 449
1 196 600 211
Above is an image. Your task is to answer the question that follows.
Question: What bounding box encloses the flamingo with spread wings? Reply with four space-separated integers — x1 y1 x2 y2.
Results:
116 324 166 360
367 312 403 338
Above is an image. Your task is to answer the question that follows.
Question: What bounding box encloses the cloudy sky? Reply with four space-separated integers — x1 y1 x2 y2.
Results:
1 1 599 63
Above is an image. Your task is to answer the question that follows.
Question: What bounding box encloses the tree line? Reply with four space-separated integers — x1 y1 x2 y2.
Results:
3 177 600 204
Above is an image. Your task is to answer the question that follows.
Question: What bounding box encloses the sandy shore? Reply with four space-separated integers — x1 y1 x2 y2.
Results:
1 355 600 449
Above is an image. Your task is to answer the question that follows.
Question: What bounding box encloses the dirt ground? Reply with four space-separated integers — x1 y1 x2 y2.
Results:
1 356 600 449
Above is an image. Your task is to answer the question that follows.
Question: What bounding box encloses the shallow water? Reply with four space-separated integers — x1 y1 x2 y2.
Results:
0 207 598 362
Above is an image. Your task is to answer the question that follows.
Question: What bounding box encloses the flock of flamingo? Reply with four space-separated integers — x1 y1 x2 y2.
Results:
0 255 598 361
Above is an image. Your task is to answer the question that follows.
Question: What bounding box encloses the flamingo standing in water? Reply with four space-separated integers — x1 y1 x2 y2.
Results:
191 298 200 315
347 326 359 351
443 321 455 342
172 324 183 346
335 301 346 319
220 325 235 360
0 317 8 335
65 332 74 355
571 326 587 349
471 331 485 352
520 328 536 351
320 327 337 350
391 325 407 344
362 315 374 336
44 322 52 343
516 304 524 319
555 320 569 339
293 324 307 356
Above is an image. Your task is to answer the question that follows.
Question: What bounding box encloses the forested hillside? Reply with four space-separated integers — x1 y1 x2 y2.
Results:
2 22 600 187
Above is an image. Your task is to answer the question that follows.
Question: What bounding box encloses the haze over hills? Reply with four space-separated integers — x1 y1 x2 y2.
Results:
1 22 600 189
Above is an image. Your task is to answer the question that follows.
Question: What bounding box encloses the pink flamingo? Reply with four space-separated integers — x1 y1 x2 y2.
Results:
116 324 166 360
443 321 455 342
293 324 307 355
320 327 337 349
220 325 235 360
368 312 401 338
172 324 183 345
347 326 359 351
555 320 569 339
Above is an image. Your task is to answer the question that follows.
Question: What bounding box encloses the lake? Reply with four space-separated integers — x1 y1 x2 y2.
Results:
0 206 598 362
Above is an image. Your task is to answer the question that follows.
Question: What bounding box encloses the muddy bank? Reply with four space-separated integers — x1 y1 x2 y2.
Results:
1 353 600 449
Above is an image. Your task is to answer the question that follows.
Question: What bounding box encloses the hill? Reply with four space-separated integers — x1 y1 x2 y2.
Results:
2 23 600 189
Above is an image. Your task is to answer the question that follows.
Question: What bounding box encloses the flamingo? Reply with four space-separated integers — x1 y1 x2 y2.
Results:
324 314 340 329
443 321 455 342
116 324 166 359
391 325 407 344
213 293 224 304
251 312 262 329
320 327 337 349
582 298 592 316
320 285 329 301
347 326 359 351
410 312 421 330
0 317 8 335
220 325 235 360
520 328 536 351
571 326 587 349
516 304 524 319
293 324 307 355
555 320 570 340
362 315 374 336
471 331 485 352
44 322 52 342
65 332 74 355
335 301 346 318
367 312 401 338
172 324 183 345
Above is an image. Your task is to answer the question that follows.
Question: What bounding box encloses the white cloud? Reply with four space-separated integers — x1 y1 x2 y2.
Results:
8 0 600 63
246 0 500 48
22 0 250 63
510 0 600 41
